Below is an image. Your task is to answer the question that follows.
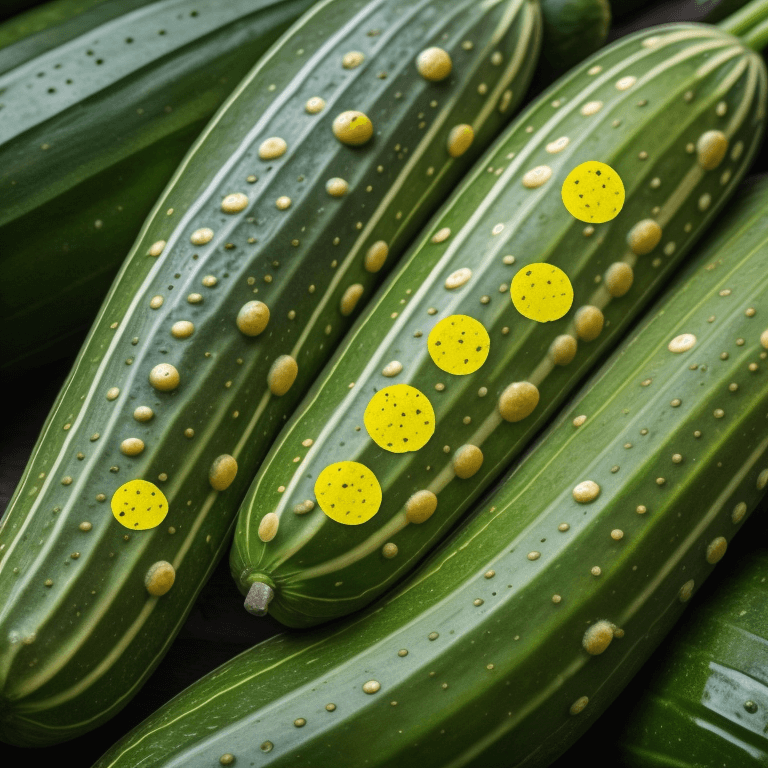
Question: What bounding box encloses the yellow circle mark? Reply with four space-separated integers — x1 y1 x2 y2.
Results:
511 263 574 322
561 161 625 223
315 461 382 525
428 315 490 375
364 384 435 453
111 479 169 530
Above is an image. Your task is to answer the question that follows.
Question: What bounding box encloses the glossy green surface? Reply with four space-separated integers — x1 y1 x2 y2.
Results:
0 0 316 373
0 0 542 747
94 172 768 768
231 18 767 628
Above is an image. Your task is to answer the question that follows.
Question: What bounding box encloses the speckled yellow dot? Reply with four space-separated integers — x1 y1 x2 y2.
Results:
428 315 490 375
315 462 382 525
111 479 168 530
562 161 625 223
511 263 573 322
364 384 435 453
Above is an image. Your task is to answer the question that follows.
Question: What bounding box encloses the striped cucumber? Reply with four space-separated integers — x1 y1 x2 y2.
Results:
612 541 768 766
0 0 318 373
93 170 768 768
231 6 768 627
0 0 542 747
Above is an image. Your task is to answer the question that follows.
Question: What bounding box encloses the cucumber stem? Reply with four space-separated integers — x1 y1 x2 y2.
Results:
244 582 275 617
740 16 768 49
718 0 768 44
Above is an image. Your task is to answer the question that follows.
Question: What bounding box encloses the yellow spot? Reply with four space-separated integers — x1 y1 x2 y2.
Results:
574 306 604 341
148 240 166 257
573 480 600 503
453 445 483 479
732 502 747 524
382 542 398 558
171 320 194 339
760 329 768 349
615 75 637 90
668 333 696 353
275 195 291 210
106 387 120 401
190 227 213 245
605 263 634 297
326 177 349 197
294 500 315 515
145 561 175 596
405 490 437 524
382 361 403 377
696 130 728 170
364 240 389 273
364 384 435 453
511 263 573 322
498 381 539 422
332 111 374 146
340 284 364 316
258 512 279 542
570 696 589 716
561 161 625 223
431 227 451 243
427 315 490 375
267 355 298 396
120 438 145 456
258 137 287 160
221 193 248 214
315 461 382 524
342 51 365 69
111 479 168 530
706 536 727 564
305 96 326 114
627 219 662 255
416 47 452 81
133 406 153 422
522 165 552 188
549 335 577 366
236 301 270 336
580 100 603 116
209 454 237 491
679 579 695 602
363 680 381 694
447 124 474 157
546 136 569 154
149 363 180 392
583 620 614 654
445 268 472 290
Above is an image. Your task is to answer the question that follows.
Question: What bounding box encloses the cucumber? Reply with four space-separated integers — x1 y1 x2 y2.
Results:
93 169 768 768
0 0 542 747
231 7 768 628
539 0 610 76
612 545 768 767
0 0 318 374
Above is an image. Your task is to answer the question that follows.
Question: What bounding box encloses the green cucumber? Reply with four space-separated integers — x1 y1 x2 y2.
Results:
612 543 768 766
93 169 768 768
0 0 542 747
539 0 611 76
231 8 768 628
0 0 318 374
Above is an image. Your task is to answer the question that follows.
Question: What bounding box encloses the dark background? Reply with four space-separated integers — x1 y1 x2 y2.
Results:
2 0 767 765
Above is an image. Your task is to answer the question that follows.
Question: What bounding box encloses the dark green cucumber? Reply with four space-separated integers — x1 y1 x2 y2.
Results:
0 0 318 373
231 10 768 628
93 169 768 768
0 0 542 747
539 0 610 76
612 543 768 767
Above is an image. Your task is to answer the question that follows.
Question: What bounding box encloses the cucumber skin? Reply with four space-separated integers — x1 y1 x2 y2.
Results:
94 175 768 768
231 20 767 628
539 0 610 76
0 0 316 373
0 0 542 747
614 548 768 767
